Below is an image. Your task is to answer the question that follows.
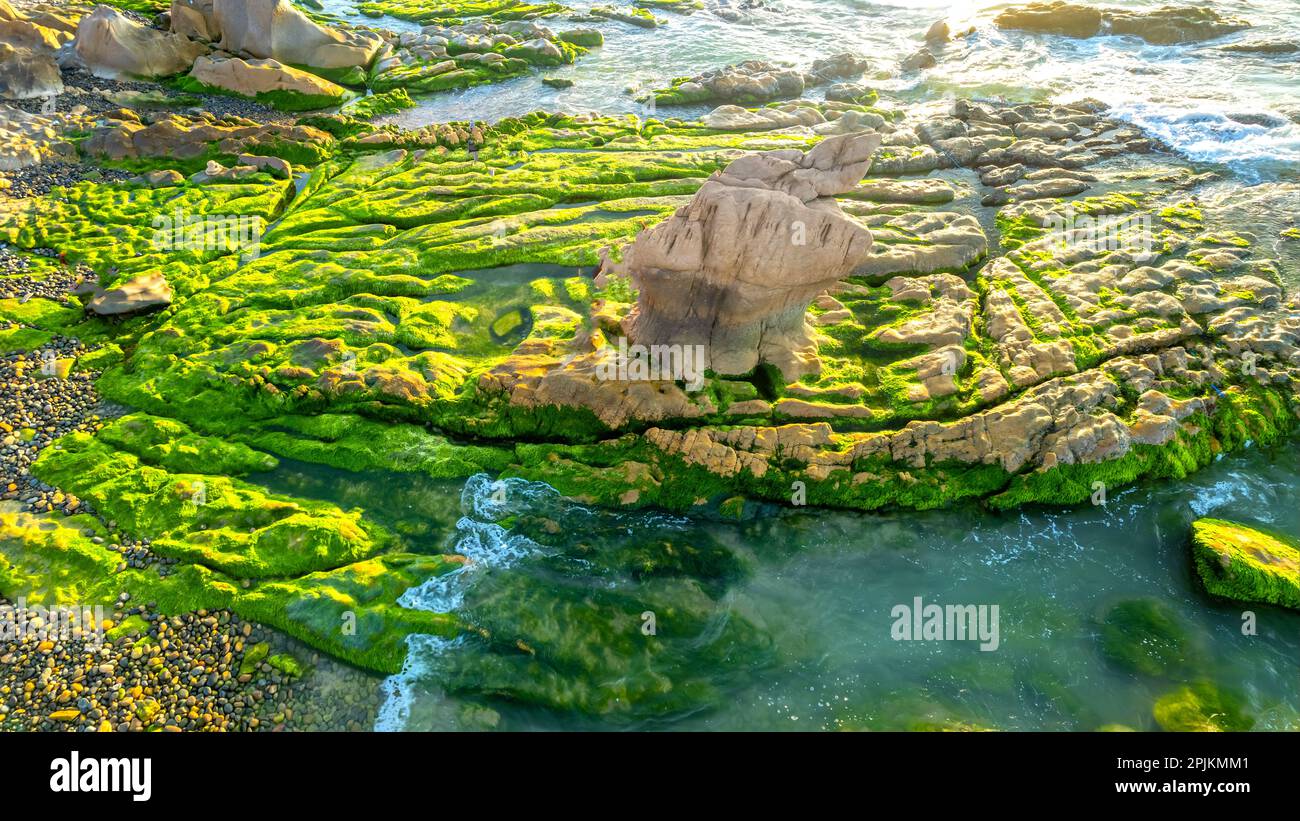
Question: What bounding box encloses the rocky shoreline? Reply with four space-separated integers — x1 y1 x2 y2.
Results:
0 0 1297 727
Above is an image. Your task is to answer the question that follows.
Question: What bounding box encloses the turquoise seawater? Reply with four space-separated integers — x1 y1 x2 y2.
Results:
294 0 1300 730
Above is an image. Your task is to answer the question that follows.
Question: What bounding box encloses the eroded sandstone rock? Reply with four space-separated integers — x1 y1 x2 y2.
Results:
995 2 1251 45
75 5 208 80
87 272 174 316
618 131 883 379
188 54 348 108
213 0 382 70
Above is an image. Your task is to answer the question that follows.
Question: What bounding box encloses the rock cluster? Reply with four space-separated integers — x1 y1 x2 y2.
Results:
79 108 332 162
0 103 81 170
656 60 806 106
0 601 352 732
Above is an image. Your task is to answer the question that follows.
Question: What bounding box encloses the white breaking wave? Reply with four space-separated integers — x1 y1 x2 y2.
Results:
374 474 555 732
1112 101 1300 183
1188 474 1276 521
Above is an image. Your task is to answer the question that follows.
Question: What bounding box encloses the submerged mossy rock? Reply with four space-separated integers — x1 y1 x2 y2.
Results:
1153 682 1254 732
447 572 772 718
1097 598 1199 678
1192 519 1300 610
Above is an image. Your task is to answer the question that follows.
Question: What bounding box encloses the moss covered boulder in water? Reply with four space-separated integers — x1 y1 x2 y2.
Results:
1192 519 1300 610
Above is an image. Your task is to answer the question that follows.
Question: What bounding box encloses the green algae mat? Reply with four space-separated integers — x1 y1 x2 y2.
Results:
3 104 1299 724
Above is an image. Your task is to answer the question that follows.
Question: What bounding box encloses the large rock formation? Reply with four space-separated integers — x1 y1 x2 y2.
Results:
74 5 207 80
212 0 382 70
618 132 882 379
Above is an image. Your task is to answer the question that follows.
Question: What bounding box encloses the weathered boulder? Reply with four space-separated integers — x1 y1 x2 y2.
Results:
170 0 216 41
212 0 382 70
87 272 174 315
187 54 348 110
808 52 871 83
0 43 62 99
899 47 936 72
619 132 883 378
74 5 207 80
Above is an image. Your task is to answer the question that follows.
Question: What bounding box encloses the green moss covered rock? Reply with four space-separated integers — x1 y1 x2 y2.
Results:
1192 518 1300 609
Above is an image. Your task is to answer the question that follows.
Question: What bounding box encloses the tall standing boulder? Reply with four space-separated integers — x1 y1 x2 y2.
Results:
171 0 216 41
212 0 381 72
618 131 883 379
74 5 207 80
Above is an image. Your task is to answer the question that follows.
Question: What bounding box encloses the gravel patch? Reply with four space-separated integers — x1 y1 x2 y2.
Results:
0 600 381 732
0 339 113 512
6 66 297 125
0 162 135 200
0 250 89 303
